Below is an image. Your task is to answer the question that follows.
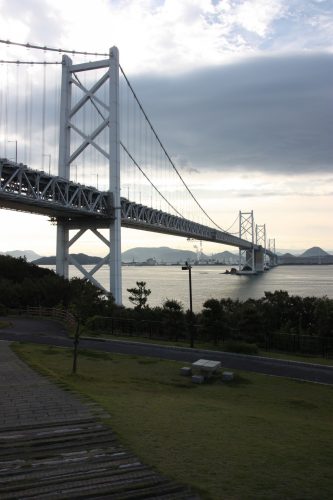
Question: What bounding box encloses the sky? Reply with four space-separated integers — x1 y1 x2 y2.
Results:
0 0 332 256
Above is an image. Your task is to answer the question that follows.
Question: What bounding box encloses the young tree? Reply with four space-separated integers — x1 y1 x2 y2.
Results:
127 281 151 310
69 277 110 321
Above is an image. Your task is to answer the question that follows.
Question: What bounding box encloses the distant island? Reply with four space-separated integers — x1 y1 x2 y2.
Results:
278 247 333 265
1 246 332 266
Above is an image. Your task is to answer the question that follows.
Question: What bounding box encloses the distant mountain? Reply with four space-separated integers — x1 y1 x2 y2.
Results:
213 251 238 262
300 247 329 258
33 253 102 265
121 246 199 264
0 250 41 262
11 245 332 267
279 247 333 265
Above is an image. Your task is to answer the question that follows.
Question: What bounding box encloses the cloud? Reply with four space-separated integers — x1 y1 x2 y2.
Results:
2 51 331 181
129 52 333 174
0 0 65 48
1 0 333 73
233 0 286 37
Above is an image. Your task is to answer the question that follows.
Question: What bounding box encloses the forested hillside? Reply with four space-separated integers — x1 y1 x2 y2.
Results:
0 255 115 319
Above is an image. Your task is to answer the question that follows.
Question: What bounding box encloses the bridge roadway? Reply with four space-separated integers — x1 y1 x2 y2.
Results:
0 159 272 254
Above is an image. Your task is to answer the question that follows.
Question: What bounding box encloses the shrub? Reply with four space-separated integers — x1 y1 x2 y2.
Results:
224 340 259 355
0 303 7 316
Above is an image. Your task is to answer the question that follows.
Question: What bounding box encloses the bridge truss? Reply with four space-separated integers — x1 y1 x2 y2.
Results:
0 158 259 245
0 158 276 293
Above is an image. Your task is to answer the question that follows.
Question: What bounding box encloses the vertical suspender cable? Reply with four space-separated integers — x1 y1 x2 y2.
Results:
0 64 3 157
41 61 46 170
24 46 30 164
4 63 9 157
24 65 29 163
28 64 33 166
15 63 19 157
53 64 60 175
82 65 87 185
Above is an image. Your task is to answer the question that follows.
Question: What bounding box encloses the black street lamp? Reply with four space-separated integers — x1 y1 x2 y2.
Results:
182 260 194 348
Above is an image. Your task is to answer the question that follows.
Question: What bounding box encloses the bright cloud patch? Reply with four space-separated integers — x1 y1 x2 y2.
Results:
0 0 333 73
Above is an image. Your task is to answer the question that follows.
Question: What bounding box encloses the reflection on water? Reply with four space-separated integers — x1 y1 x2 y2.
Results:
53 264 333 312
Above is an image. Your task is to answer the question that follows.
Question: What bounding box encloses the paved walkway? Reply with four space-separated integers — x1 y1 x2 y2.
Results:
0 341 199 499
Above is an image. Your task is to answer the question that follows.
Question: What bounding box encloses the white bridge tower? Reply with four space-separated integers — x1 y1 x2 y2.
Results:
56 47 122 304
238 210 255 274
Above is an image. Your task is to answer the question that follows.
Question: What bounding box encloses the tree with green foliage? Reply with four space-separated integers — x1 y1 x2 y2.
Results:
313 297 333 338
69 277 115 321
0 255 71 309
127 281 151 310
162 299 185 341
0 255 116 318
262 290 292 332
237 298 265 343
201 298 228 345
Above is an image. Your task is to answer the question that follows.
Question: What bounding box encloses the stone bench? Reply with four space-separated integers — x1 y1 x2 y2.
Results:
191 359 221 382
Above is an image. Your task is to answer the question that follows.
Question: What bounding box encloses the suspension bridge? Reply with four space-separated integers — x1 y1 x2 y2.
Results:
0 42 277 304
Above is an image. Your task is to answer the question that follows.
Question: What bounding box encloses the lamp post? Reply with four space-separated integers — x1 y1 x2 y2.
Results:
182 260 194 348
8 140 17 163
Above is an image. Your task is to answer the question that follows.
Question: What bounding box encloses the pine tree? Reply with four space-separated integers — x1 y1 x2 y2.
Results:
127 281 151 310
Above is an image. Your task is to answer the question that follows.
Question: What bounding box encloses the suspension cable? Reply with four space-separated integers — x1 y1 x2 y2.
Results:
119 65 228 233
73 67 238 235
0 60 61 64
120 142 185 219
0 39 108 57
72 71 190 219
223 213 240 234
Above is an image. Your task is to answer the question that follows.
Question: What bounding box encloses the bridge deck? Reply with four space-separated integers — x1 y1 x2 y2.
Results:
0 159 265 252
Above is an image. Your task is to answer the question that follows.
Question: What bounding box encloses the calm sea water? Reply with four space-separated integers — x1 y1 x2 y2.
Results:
57 264 333 312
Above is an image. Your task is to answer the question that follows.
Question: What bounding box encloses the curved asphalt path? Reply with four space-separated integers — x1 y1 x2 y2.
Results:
2 316 333 385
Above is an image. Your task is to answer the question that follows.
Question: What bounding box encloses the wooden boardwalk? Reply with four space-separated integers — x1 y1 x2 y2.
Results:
0 342 199 499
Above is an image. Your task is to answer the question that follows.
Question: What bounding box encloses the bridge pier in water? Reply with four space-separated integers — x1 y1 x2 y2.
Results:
254 247 265 272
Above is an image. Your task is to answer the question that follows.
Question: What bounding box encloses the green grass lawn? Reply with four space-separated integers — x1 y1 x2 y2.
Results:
13 342 333 500
0 320 11 329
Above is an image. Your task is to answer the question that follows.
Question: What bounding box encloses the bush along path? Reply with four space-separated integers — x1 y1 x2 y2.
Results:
0 341 199 499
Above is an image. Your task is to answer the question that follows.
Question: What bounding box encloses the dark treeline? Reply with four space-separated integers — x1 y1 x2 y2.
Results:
87 290 333 342
1 256 333 355
85 282 333 359
0 255 115 319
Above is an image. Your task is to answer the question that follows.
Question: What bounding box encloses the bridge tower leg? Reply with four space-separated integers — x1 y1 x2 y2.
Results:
56 54 71 279
108 47 122 304
268 238 277 267
56 47 122 304
255 224 266 272
238 211 256 274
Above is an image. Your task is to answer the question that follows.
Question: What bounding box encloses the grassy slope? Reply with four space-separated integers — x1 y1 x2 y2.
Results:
13 343 333 500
